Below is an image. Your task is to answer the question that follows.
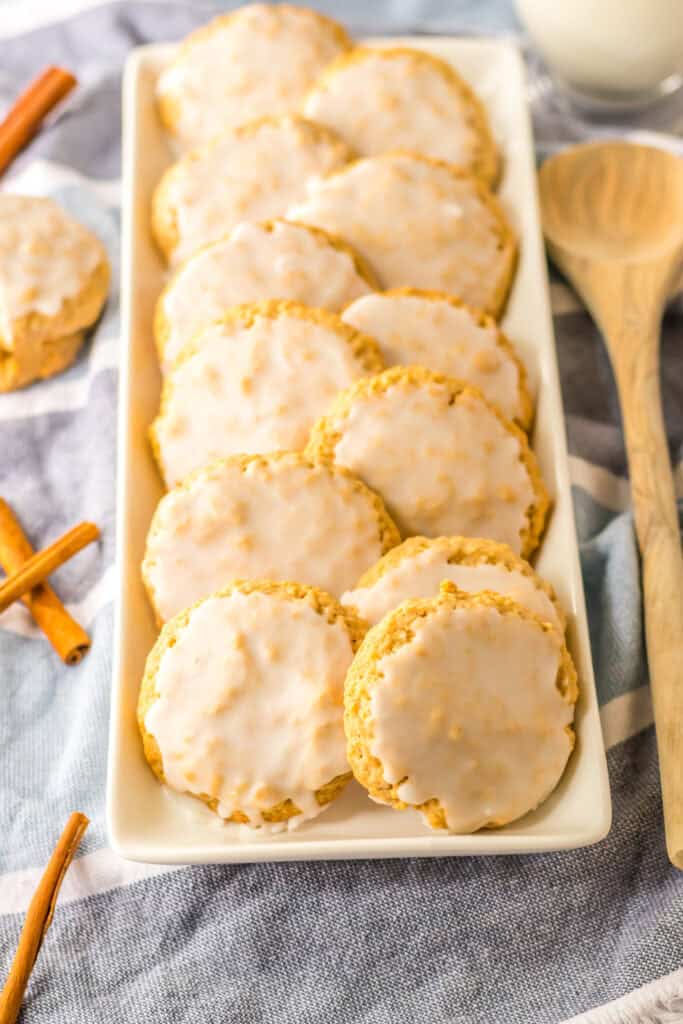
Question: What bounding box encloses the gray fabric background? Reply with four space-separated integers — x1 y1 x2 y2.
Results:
0 3 682 1022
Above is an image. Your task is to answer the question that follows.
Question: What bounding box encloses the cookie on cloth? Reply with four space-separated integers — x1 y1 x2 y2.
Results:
303 46 498 184
287 152 516 316
0 194 109 391
142 451 400 623
344 580 578 833
306 366 548 557
341 288 531 429
138 579 366 832
342 535 564 631
0 331 86 393
155 219 377 373
152 115 353 265
157 4 352 150
151 300 384 488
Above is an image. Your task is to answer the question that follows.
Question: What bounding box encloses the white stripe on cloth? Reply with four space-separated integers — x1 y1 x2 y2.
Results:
0 847 181 916
599 685 652 751
0 683 654 917
569 456 633 512
0 0 169 40
561 967 683 1024
569 456 683 510
550 280 583 315
0 563 115 637
3 159 120 207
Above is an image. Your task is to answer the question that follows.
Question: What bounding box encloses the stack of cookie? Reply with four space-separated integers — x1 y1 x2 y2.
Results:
138 4 578 837
0 195 109 392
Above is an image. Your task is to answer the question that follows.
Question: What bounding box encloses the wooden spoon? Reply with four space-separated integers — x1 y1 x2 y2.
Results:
539 141 683 868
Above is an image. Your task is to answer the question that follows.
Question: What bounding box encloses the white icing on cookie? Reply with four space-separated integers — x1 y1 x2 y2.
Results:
287 153 515 313
158 221 373 372
0 195 104 346
158 116 351 265
153 304 381 487
342 291 527 425
303 47 491 176
157 5 350 149
342 541 562 630
145 588 354 832
144 453 394 622
322 374 536 551
369 600 574 832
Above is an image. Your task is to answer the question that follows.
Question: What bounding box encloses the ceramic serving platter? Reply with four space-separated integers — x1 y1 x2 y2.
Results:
107 36 612 864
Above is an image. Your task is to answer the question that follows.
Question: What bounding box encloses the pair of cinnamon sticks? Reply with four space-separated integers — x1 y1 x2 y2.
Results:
0 500 99 664
0 67 96 658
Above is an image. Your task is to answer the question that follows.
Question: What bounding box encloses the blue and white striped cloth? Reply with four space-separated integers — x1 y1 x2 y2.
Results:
1 3 682 1022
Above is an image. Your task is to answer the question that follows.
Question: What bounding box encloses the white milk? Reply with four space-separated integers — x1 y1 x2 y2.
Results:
516 0 683 101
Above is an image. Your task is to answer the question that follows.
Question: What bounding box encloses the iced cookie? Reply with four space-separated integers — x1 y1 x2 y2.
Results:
342 535 564 631
303 47 498 184
306 366 548 556
143 451 400 623
0 195 109 391
287 152 516 316
151 301 384 487
0 331 86 393
341 288 531 428
155 220 377 373
139 579 366 832
152 115 353 265
157 5 352 149
344 580 578 832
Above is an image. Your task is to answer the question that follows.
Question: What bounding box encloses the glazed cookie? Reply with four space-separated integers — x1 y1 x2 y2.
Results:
303 47 498 184
0 331 85 393
143 451 401 623
157 5 352 149
139 579 366 832
0 195 109 391
155 220 377 373
151 301 384 487
287 152 516 316
341 289 532 428
342 535 564 631
306 366 548 557
344 581 578 833
152 115 353 265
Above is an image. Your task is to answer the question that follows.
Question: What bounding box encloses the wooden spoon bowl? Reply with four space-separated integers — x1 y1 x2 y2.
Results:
539 142 683 868
541 142 683 265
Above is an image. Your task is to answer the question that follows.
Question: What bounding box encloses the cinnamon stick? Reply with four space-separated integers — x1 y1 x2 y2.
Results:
0 520 99 614
0 813 88 1024
0 66 77 175
0 501 92 665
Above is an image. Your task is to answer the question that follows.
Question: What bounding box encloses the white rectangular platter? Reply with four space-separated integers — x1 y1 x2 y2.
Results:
107 36 612 863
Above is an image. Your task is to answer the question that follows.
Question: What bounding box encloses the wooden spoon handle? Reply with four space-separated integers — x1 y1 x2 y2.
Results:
611 322 683 868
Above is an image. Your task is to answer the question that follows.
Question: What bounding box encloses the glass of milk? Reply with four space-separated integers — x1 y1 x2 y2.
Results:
515 0 683 109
